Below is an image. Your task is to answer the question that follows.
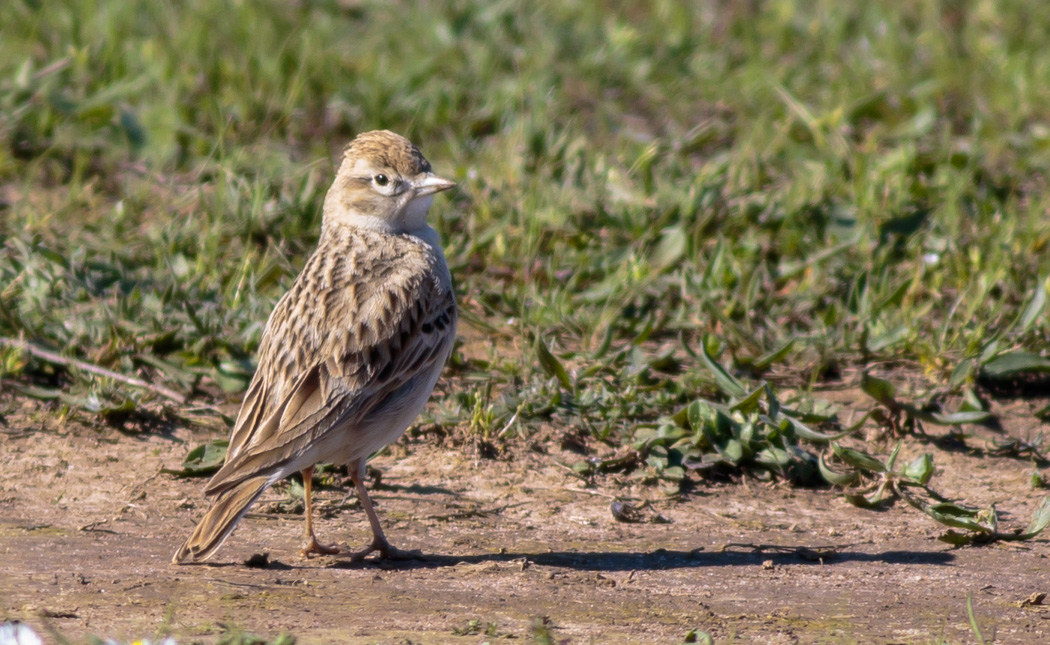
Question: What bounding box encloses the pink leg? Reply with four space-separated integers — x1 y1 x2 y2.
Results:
299 466 340 557
347 462 421 562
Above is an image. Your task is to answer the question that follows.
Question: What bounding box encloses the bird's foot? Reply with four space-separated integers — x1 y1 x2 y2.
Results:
300 535 341 557
348 538 424 562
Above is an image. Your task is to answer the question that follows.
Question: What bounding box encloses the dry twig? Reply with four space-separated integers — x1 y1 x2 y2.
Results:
0 336 187 404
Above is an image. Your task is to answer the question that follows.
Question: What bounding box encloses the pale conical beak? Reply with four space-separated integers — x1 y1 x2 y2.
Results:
414 173 457 197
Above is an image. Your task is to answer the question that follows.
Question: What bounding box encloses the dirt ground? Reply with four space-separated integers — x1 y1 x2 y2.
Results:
2 394 1050 645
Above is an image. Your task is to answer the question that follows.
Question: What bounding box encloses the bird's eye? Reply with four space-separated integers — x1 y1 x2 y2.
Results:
374 174 389 186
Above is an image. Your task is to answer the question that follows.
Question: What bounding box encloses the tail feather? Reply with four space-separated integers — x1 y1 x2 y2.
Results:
172 475 272 564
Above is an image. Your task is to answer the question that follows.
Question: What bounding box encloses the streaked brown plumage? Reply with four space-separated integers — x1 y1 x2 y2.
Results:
173 130 457 563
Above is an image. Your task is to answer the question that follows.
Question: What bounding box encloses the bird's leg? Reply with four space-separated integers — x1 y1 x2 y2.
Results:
299 466 340 557
347 463 423 562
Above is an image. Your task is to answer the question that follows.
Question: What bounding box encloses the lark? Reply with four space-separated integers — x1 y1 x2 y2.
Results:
173 130 457 563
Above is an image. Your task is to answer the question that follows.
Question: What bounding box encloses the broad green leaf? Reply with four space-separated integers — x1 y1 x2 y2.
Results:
920 509 989 532
738 420 756 448
721 438 744 464
535 337 572 389
901 453 934 485
980 352 1050 378
682 628 714 645
844 493 884 509
630 313 658 346
214 359 253 393
662 466 686 481
647 453 669 470
591 323 616 360
978 339 1001 365
698 410 725 447
686 399 718 433
867 482 892 505
872 279 910 315
699 335 747 398
784 400 839 424
948 359 975 388
755 446 792 469
860 372 896 405
730 383 765 414
831 443 886 473
12 384 63 400
938 530 979 546
1017 278 1048 334
36 246 70 268
782 415 856 443
163 439 229 477
1018 496 1050 539
960 387 985 413
927 502 980 516
650 226 687 270
682 452 727 472
818 451 860 486
749 339 796 371
884 441 903 471
865 325 912 352
656 424 690 442
905 408 993 426
758 413 788 437
897 486 991 532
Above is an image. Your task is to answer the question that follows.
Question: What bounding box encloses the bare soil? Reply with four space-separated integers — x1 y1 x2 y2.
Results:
2 393 1050 644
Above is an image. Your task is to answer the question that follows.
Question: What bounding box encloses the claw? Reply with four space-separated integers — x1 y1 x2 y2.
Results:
347 537 424 562
300 535 341 558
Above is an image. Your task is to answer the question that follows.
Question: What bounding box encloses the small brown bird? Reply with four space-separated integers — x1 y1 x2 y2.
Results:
173 130 457 563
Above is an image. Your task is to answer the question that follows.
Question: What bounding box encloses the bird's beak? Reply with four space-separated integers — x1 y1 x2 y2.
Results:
414 173 457 197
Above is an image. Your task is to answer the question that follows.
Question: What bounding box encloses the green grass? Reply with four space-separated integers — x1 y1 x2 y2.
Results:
3 1 1050 537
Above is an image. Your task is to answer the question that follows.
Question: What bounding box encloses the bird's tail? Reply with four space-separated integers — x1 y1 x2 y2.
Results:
172 475 272 564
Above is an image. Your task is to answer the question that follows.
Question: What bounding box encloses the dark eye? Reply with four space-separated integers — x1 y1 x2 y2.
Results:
374 174 389 186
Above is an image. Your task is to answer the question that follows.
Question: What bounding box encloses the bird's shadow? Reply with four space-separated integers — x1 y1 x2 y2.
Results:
375 482 459 496
181 544 956 572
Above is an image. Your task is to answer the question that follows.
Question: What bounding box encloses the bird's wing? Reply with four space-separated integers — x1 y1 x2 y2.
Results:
204 235 455 496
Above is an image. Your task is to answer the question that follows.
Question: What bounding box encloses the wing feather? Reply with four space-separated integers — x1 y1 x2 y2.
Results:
205 228 455 496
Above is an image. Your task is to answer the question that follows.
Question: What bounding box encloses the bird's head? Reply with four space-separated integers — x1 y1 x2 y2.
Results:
322 130 456 234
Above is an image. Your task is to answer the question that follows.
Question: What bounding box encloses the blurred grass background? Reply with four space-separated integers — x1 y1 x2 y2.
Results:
2 1 1050 487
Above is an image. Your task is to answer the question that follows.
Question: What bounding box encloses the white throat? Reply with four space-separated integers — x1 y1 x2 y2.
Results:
401 194 434 231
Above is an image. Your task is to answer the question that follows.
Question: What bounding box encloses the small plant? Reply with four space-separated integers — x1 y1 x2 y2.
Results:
571 338 1050 545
